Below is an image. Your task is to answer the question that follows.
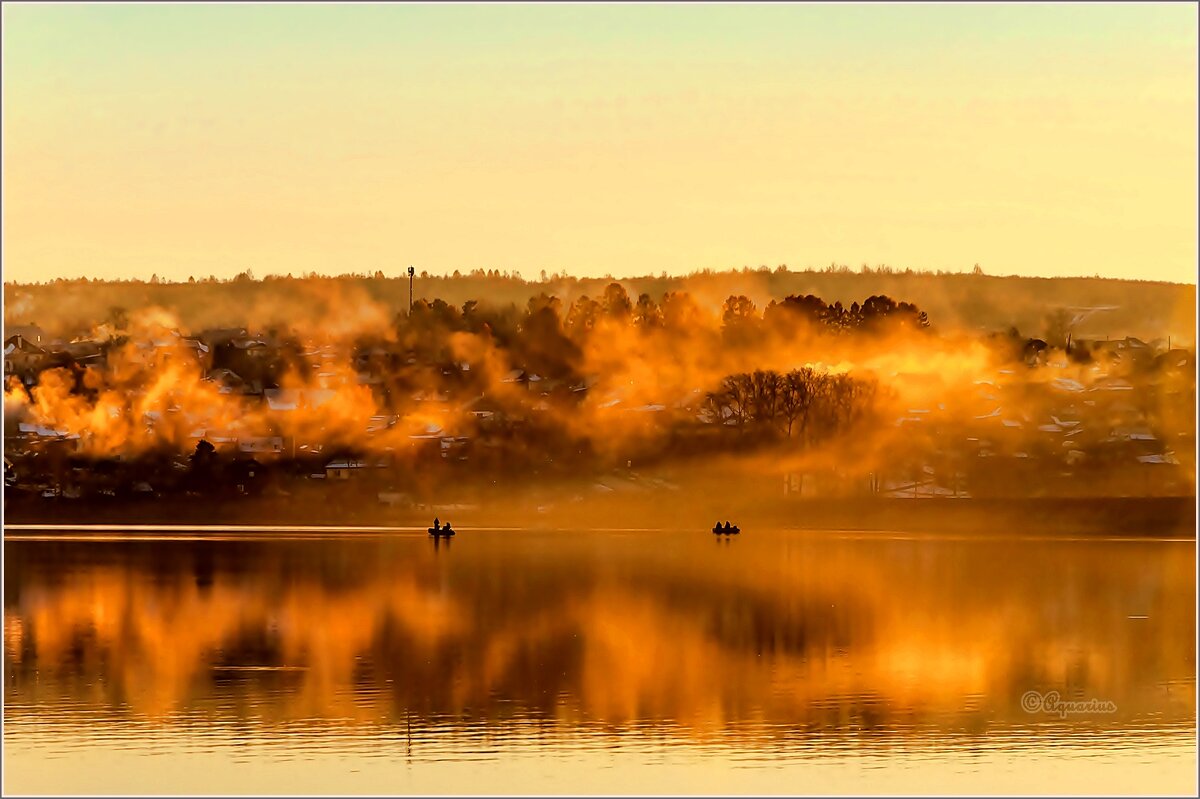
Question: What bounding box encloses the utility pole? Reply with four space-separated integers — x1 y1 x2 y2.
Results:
408 266 415 314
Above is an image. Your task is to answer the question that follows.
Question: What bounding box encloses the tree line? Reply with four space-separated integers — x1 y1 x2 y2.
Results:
706 368 879 443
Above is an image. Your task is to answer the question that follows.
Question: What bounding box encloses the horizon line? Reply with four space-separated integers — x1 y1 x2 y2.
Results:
4 265 1198 289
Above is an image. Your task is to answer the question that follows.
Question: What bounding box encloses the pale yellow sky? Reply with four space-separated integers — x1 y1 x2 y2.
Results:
3 4 1197 284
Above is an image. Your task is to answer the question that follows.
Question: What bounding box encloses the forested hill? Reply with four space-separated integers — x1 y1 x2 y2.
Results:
5 267 1195 344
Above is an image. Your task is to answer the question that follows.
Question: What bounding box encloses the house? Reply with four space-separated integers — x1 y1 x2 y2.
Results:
408 422 445 441
4 335 49 382
232 338 270 358
460 394 511 428
55 340 105 368
1110 426 1157 442
1091 376 1134 392
5 325 46 346
1051 377 1085 393
879 478 961 498
264 388 300 411
197 328 249 349
16 422 70 439
366 415 396 434
229 457 264 494
238 436 285 455
1083 337 1156 368
1137 452 1180 465
205 368 246 395
440 436 471 460
410 389 450 404
325 459 366 480
178 336 212 370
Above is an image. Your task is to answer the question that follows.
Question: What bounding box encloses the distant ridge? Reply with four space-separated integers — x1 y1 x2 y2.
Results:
5 267 1195 344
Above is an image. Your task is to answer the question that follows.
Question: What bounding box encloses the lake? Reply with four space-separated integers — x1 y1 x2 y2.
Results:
3 526 1196 795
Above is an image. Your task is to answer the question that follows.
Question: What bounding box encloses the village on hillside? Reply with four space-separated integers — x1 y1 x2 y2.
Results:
3 289 1196 508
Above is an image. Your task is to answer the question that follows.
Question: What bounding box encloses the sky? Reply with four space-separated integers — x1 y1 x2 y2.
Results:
2 3 1197 284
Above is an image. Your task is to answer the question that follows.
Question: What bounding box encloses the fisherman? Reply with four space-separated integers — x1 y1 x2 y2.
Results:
433 517 441 531
442 522 453 535
724 521 732 531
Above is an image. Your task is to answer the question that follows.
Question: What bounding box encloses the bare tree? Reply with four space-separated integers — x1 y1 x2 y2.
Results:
779 368 816 439
748 369 780 428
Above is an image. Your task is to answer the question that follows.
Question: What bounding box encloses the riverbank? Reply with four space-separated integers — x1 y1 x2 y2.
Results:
4 494 1195 538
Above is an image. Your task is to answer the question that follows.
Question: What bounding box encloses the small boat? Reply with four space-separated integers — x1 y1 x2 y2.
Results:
429 523 455 538
712 523 741 535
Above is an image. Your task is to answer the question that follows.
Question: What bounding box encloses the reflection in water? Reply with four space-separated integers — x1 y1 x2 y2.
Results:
4 530 1197 794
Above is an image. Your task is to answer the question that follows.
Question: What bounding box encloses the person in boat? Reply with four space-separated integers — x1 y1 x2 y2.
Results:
442 522 454 536
713 520 722 533
723 521 732 532
433 517 441 531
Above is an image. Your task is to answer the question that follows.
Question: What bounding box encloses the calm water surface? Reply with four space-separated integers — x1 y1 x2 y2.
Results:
4 527 1196 795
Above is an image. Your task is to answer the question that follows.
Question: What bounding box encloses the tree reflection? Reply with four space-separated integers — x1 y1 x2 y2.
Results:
5 535 1195 737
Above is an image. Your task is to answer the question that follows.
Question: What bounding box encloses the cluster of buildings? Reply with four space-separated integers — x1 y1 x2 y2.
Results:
3 321 670 502
871 337 1195 498
4 320 1196 504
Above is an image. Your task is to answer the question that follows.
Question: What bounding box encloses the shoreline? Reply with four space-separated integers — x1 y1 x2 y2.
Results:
4 495 1195 538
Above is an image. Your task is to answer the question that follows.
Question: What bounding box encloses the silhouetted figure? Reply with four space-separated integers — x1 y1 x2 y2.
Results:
723 521 732 532
442 522 454 537
713 521 723 534
433 517 440 530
